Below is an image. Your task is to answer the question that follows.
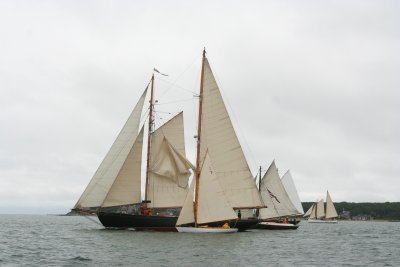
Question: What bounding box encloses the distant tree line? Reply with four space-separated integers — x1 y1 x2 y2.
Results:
302 202 400 220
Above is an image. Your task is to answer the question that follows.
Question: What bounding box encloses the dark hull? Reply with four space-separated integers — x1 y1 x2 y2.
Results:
97 212 258 232
254 222 300 230
98 212 178 231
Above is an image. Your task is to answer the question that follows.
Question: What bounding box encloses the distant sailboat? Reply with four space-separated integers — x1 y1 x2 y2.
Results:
256 161 302 230
306 191 338 223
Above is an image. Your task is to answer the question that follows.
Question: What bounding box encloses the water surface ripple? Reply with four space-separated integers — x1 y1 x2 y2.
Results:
0 215 399 266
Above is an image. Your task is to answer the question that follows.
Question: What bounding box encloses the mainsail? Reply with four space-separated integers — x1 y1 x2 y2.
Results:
101 127 144 207
198 57 263 209
316 199 325 219
309 203 317 219
148 112 194 208
259 161 299 219
325 191 338 219
304 203 315 217
74 88 147 210
281 170 304 215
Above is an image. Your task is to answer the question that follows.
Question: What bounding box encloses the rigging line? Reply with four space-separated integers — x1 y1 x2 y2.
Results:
155 97 196 105
157 77 198 95
206 55 258 171
158 55 201 98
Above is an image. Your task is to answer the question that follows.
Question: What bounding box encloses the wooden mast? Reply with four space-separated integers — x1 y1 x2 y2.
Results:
194 48 206 226
144 74 155 208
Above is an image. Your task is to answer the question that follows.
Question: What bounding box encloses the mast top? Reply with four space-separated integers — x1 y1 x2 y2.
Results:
203 48 206 57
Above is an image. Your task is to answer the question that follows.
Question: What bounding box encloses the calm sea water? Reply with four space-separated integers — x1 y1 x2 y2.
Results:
0 215 399 266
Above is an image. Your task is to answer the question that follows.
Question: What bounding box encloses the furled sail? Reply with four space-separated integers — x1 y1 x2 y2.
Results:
74 89 147 210
259 161 299 219
199 58 263 209
316 199 325 219
325 191 338 219
281 170 304 215
101 127 144 207
148 112 194 208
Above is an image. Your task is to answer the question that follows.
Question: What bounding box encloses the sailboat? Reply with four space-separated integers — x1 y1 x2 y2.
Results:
176 49 265 232
72 74 194 231
72 49 264 231
306 191 338 223
176 152 239 233
255 161 303 230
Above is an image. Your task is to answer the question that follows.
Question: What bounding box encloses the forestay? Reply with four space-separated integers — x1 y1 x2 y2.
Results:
74 89 147 209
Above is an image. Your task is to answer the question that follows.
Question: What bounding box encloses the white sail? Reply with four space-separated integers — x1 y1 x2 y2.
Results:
199 58 263 209
325 191 338 219
74 89 147 209
148 112 194 208
101 128 144 207
259 161 299 219
176 178 195 226
281 170 304 215
309 203 317 219
304 203 314 217
197 153 238 224
316 199 325 219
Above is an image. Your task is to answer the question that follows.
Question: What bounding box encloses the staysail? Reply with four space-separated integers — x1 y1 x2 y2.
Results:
176 152 238 225
176 178 195 226
325 191 338 219
148 112 194 208
198 57 263 209
101 127 144 207
259 161 299 219
281 170 304 215
74 88 147 210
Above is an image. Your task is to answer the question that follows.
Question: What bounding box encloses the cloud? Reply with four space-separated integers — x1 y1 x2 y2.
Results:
1 0 399 214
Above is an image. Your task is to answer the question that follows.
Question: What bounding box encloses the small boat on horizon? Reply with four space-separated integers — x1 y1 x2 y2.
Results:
304 191 338 223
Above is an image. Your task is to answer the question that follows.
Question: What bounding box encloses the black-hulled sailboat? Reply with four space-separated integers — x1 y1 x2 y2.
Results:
72 49 264 231
73 73 194 231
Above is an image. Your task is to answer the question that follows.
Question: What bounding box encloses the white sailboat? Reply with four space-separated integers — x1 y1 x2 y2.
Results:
73 49 264 231
256 161 301 229
176 152 239 233
176 49 265 232
307 191 338 223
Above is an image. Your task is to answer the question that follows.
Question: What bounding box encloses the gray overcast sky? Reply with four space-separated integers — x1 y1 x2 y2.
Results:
1 0 399 214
